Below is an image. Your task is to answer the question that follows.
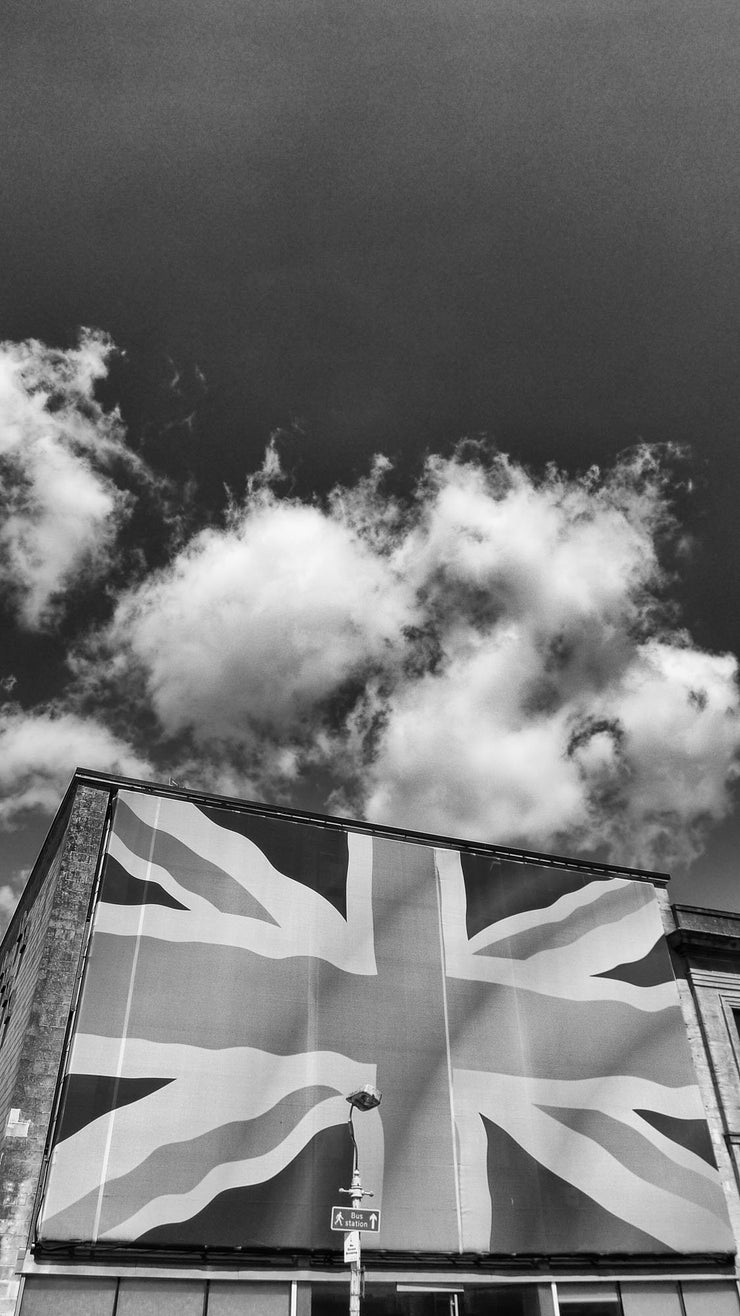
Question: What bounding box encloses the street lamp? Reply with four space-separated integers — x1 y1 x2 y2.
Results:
347 1085 382 1113
346 1086 382 1175
339 1086 382 1316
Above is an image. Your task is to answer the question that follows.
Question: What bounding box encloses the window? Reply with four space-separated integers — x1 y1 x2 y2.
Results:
117 1278 205 1315
208 1282 291 1315
310 1283 552 1316
556 1284 621 1316
681 1281 740 1316
620 1284 682 1316
20 1277 117 1316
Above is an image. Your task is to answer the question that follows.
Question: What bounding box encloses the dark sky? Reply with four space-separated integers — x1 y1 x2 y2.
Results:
1 0 740 916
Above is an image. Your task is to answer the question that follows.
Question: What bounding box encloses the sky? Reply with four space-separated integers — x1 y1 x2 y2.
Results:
1 0 739 927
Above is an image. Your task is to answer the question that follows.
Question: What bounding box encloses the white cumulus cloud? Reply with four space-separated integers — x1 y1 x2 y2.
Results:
0 330 149 628
1 331 738 907
106 480 414 743
88 441 740 873
0 706 152 827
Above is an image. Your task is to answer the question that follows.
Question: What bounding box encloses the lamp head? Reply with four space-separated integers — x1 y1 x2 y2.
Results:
346 1085 382 1112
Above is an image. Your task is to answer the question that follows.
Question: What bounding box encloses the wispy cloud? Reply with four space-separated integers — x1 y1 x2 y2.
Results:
0 883 19 923
0 705 151 827
0 330 156 629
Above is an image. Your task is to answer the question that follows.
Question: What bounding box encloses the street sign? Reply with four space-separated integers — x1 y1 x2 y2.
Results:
344 1230 361 1262
331 1206 381 1232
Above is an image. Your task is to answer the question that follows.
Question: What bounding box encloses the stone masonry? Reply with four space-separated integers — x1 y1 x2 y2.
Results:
665 899 740 1268
0 782 111 1316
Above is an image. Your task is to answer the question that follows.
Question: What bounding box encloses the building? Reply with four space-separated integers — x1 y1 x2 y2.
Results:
0 769 739 1316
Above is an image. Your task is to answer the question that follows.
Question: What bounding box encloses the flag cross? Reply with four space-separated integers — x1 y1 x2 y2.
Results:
50 796 730 1257
183 833 657 1250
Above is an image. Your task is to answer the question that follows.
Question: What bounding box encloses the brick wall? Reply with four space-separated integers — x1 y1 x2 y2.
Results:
0 783 111 1315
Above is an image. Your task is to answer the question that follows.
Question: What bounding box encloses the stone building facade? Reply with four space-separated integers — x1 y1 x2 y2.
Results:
0 769 739 1316
666 905 740 1257
0 780 109 1314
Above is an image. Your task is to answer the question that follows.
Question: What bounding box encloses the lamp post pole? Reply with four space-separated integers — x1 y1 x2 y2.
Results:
347 1153 363 1316
339 1087 382 1316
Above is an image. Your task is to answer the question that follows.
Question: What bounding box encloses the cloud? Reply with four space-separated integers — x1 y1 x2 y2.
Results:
0 340 733 882
0 884 18 921
87 440 740 873
347 450 740 870
0 329 152 628
104 457 414 745
358 632 740 870
0 705 151 827
0 882 20 939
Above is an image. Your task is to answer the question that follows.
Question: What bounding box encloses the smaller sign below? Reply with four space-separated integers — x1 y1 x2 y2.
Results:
344 1230 361 1262
331 1206 381 1232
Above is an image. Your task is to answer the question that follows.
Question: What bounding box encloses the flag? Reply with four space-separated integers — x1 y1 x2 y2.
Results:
37 790 733 1255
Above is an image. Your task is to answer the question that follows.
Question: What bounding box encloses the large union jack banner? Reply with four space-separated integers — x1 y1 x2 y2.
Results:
38 790 733 1255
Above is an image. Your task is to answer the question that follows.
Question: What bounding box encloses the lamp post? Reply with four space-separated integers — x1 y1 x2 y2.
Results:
339 1086 382 1316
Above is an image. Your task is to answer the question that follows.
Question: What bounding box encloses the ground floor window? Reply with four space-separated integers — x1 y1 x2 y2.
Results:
16 1276 740 1316
557 1282 621 1315
311 1283 550 1316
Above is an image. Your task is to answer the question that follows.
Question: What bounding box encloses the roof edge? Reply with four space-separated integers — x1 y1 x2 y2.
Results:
71 767 671 885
